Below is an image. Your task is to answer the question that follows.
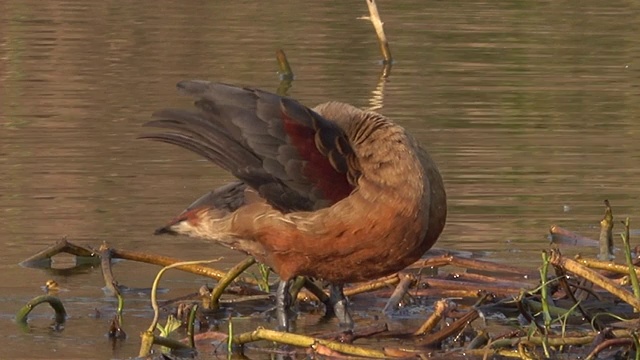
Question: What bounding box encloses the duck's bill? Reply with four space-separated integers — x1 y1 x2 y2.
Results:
154 225 177 235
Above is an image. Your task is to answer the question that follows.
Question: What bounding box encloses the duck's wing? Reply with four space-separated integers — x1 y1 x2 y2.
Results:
141 80 361 212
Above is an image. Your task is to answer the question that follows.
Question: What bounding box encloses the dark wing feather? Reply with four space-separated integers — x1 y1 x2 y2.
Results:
141 80 359 211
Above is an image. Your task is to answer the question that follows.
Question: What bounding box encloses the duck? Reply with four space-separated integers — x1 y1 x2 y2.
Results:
43 279 61 295
141 80 447 330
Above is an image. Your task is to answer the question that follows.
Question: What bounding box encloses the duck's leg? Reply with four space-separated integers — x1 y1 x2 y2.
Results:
329 283 353 329
276 279 294 331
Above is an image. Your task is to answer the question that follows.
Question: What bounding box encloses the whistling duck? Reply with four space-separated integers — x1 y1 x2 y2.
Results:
142 80 447 330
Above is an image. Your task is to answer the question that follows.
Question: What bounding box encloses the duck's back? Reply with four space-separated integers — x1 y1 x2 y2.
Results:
252 102 447 283
143 82 446 284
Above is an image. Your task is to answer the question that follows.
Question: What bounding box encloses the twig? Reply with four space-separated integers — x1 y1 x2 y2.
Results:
232 328 389 358
383 274 415 313
99 246 120 295
364 0 392 64
549 250 640 311
598 200 614 260
344 274 399 297
446 272 527 289
415 308 479 347
413 299 452 336
421 277 527 297
574 255 640 277
109 247 257 284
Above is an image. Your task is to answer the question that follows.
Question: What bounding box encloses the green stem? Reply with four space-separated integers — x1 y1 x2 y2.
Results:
139 258 222 358
539 251 551 358
621 218 640 301
16 295 67 325
187 304 198 349
209 257 256 310
116 287 124 325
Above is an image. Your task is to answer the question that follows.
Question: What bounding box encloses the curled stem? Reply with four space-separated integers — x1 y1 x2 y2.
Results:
139 258 221 358
209 257 256 310
16 295 67 325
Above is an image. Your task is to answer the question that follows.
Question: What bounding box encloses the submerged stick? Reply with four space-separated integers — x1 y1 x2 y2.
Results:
99 247 120 295
20 238 98 267
412 254 529 276
549 225 598 247
365 0 392 64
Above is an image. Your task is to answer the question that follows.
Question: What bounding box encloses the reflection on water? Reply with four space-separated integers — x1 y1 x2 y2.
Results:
1 0 639 358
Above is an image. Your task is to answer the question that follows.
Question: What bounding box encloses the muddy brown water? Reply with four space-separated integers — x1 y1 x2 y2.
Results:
1 1 639 358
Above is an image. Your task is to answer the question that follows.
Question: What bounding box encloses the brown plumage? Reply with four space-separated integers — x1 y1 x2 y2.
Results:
142 80 446 329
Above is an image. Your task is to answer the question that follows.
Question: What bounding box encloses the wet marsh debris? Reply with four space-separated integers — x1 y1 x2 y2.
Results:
18 205 640 358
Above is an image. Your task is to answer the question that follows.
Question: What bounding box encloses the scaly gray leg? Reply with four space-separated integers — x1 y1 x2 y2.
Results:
276 279 293 331
329 283 353 329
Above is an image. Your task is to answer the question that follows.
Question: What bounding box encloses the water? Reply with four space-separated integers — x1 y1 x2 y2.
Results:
1 0 639 358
